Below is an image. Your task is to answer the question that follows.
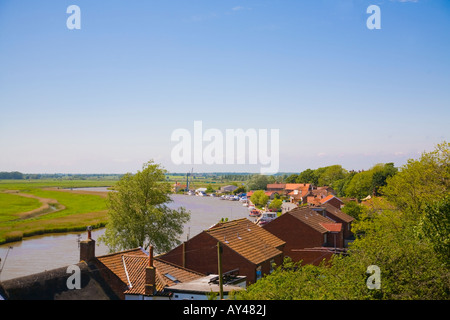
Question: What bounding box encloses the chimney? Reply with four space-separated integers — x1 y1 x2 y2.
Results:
145 246 156 296
80 226 95 262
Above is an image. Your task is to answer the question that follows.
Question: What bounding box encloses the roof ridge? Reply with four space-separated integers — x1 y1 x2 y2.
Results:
155 257 205 276
96 247 145 259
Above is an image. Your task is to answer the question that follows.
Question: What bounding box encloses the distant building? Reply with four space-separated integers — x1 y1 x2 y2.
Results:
220 185 238 193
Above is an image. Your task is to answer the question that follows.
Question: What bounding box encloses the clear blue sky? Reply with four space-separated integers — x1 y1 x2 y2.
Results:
0 0 449 174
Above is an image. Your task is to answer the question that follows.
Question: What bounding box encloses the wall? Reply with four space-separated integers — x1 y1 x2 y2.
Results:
160 232 282 285
263 213 325 258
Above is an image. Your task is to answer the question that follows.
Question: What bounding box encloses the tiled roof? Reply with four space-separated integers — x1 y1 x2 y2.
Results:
96 248 204 296
320 195 343 204
322 203 354 223
285 183 310 190
319 223 342 232
267 184 286 189
96 248 147 285
287 207 341 234
206 218 285 265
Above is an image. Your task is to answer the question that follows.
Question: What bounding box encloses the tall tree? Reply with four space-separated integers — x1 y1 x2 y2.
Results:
99 160 190 253
381 141 449 216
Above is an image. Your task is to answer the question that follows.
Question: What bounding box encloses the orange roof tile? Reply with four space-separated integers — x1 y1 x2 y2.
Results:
319 223 342 232
206 218 285 265
322 203 354 223
320 195 343 204
287 207 341 234
96 247 204 296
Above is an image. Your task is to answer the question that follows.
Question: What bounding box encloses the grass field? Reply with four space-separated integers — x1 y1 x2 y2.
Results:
0 179 117 244
0 193 42 222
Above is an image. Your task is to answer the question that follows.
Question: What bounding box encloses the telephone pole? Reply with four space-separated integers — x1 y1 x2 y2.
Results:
217 241 223 300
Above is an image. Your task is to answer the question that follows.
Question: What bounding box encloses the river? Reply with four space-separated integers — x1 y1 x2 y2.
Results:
0 192 252 281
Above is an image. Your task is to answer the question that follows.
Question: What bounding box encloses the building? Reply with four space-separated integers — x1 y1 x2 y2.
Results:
262 206 346 265
266 184 286 193
165 271 246 300
159 218 285 285
318 194 344 209
0 229 236 300
311 203 354 245
220 185 238 193
0 261 118 300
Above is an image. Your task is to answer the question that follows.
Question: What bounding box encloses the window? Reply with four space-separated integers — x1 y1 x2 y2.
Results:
165 273 180 283
270 259 275 274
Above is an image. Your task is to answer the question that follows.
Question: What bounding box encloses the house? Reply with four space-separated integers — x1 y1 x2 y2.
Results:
79 231 222 300
173 182 187 193
0 261 119 300
287 184 312 204
318 194 344 209
266 183 286 193
311 203 354 245
165 271 246 300
0 229 224 300
262 206 345 265
159 218 285 285
220 185 238 193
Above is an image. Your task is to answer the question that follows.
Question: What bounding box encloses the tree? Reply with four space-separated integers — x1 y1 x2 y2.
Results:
333 171 356 197
371 163 398 196
246 175 270 191
284 174 299 183
318 165 348 187
345 170 374 200
206 184 215 194
419 195 450 266
250 190 269 208
341 200 363 220
234 143 450 300
296 169 316 184
99 160 190 254
268 198 283 211
381 142 450 216
233 186 246 195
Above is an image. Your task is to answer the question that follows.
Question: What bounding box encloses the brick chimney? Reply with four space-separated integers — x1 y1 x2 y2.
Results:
80 226 96 262
145 246 156 296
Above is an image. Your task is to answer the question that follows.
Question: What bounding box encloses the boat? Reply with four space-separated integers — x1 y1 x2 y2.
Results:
249 209 261 217
256 212 277 226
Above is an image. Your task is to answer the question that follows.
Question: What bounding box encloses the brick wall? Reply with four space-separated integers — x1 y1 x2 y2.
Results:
159 232 282 285
263 213 325 259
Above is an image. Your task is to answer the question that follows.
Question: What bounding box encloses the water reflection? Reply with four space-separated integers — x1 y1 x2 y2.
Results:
0 194 251 281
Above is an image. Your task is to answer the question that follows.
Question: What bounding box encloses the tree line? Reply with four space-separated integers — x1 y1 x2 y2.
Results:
233 142 450 300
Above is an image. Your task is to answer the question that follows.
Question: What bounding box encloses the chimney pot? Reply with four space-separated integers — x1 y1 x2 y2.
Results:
148 246 154 267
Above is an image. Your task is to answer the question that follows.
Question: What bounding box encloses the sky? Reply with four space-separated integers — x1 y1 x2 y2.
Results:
0 0 449 174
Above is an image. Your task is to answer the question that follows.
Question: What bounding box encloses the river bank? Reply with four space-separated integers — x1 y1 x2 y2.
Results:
0 193 251 281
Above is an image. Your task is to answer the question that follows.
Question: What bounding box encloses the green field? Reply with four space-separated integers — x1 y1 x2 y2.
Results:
0 179 117 244
0 193 42 222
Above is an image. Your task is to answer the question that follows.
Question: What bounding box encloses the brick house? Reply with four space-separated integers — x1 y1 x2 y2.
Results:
266 183 285 193
159 218 285 285
79 232 210 300
319 194 344 209
262 207 345 265
311 203 354 243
